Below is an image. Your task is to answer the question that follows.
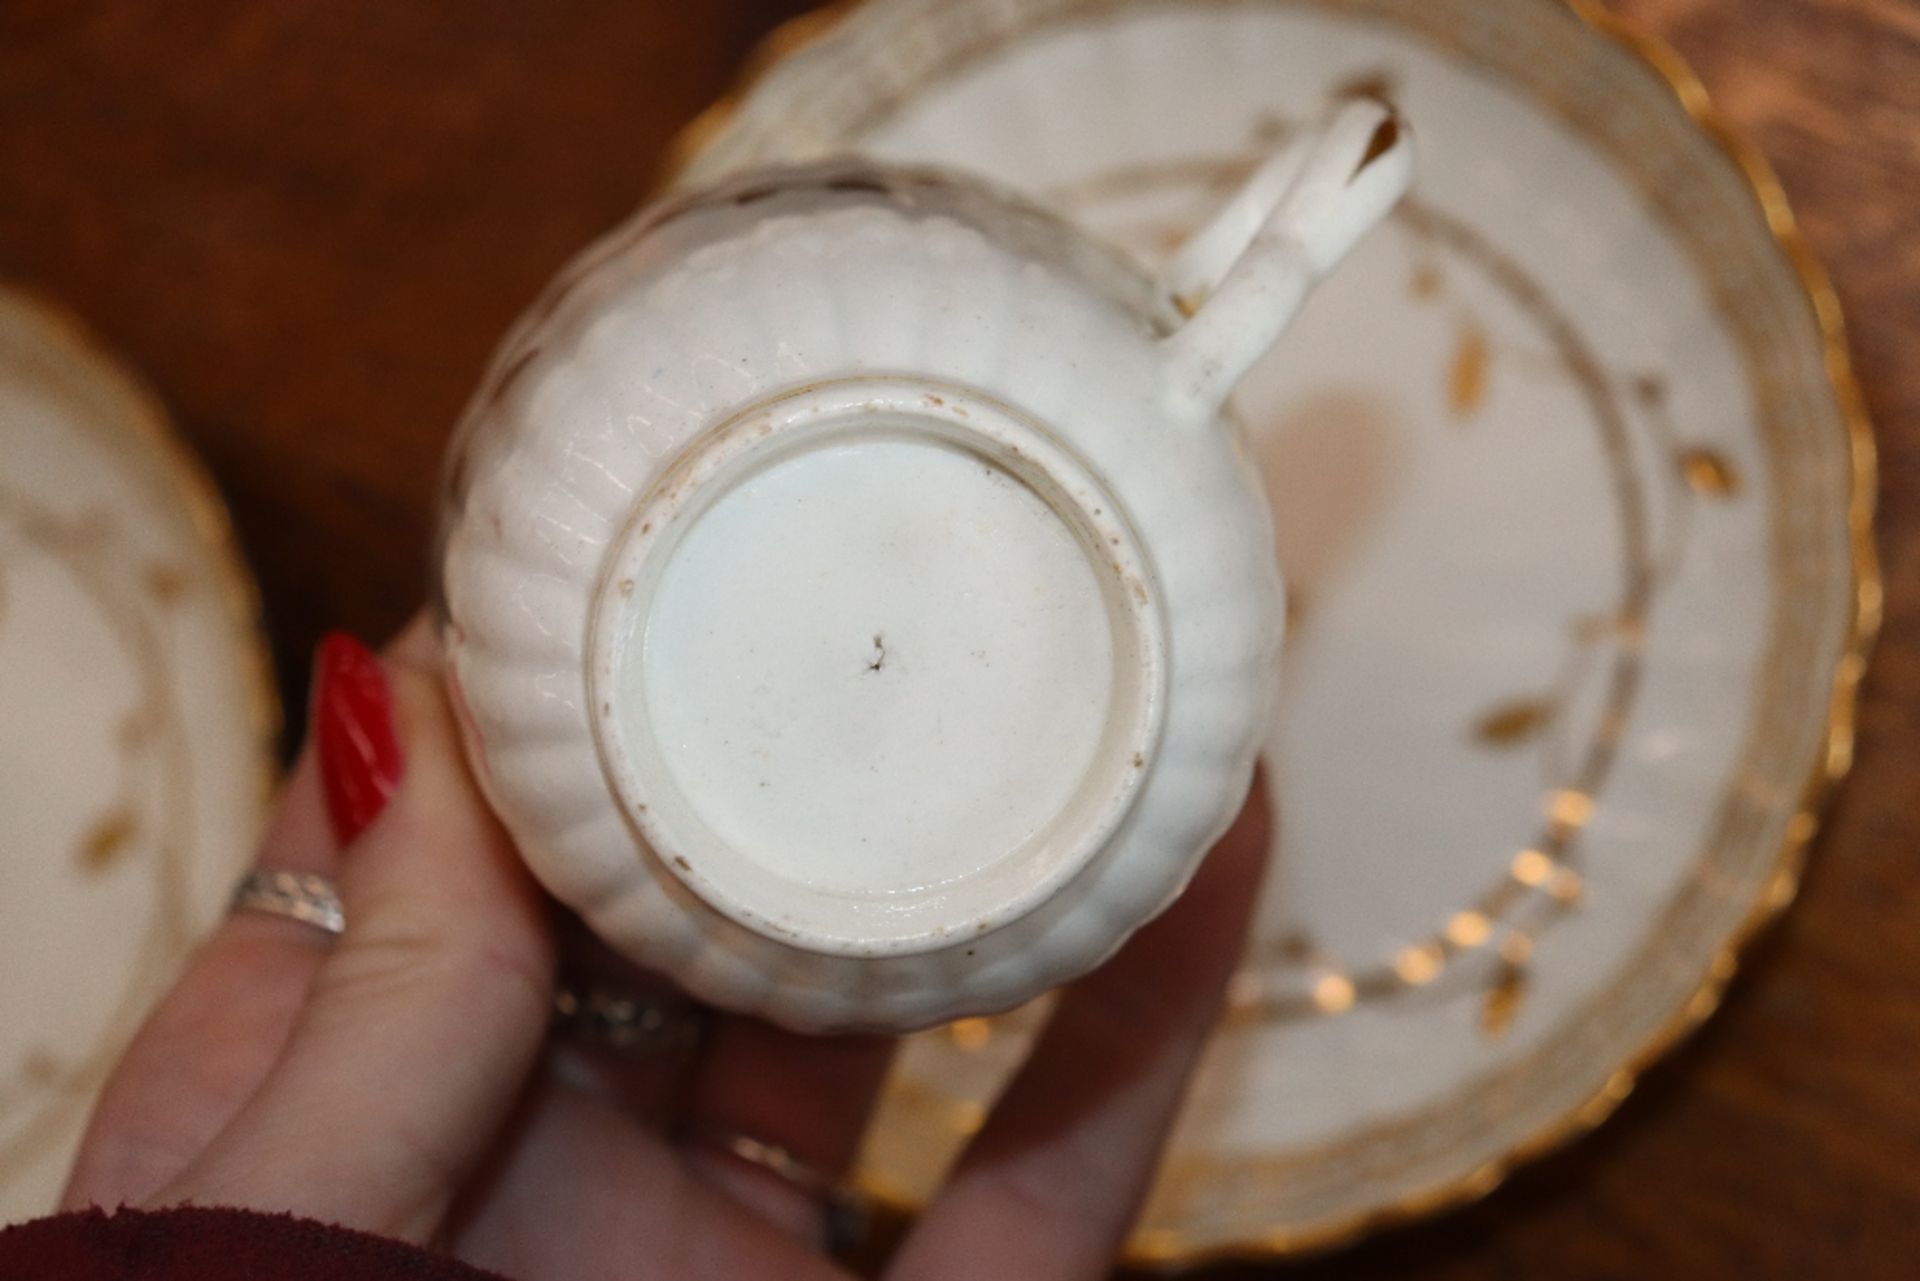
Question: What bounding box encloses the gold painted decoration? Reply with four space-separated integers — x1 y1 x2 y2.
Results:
1473 698 1557 747
1447 323 1491 418
1480 963 1527 1039
75 811 137 874
1679 447 1741 497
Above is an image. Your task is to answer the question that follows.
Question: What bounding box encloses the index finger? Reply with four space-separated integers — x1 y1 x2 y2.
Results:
61 745 341 1211
888 774 1271 1281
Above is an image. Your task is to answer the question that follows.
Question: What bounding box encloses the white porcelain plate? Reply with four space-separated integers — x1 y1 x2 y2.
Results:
0 289 277 1223
678 0 1876 1263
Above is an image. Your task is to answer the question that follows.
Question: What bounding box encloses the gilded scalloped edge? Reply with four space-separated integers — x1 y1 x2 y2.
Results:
655 0 1883 1265
0 285 283 823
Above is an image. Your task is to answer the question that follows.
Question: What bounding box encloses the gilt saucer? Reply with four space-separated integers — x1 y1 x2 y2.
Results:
674 0 1876 1263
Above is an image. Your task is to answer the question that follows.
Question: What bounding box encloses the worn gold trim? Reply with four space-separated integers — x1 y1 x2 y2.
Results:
0 288 283 801
660 0 1881 1265
658 2 860 185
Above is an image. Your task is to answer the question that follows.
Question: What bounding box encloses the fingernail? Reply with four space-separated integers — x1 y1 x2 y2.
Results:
313 632 404 844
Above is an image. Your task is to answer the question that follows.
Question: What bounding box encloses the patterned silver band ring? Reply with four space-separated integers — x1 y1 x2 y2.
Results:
230 869 346 936
226 882 710 1058
551 983 710 1054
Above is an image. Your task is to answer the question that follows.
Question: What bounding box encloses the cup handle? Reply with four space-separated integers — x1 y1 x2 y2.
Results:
1159 97 1414 424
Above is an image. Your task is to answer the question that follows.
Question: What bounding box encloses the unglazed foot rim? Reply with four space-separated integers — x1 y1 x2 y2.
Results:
587 377 1168 957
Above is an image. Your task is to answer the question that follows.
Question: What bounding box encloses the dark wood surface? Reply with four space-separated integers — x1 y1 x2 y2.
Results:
2 1 1915 1276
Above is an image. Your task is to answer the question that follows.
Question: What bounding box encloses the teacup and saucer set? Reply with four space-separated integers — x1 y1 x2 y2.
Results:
0 2 1872 1266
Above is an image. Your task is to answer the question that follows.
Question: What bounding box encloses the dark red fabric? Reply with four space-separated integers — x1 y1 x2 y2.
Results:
0 1206 512 1280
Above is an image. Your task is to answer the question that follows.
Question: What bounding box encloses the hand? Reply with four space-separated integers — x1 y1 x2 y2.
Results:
61 615 1270 1280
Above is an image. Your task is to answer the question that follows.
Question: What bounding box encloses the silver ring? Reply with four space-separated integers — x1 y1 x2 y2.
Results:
230 869 345 936
685 1122 873 1253
552 984 708 1054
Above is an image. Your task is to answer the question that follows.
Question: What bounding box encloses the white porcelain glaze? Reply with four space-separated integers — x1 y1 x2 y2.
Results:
439 104 1411 1031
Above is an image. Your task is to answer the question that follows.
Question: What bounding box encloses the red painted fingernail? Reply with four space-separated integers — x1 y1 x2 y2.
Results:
313 633 404 844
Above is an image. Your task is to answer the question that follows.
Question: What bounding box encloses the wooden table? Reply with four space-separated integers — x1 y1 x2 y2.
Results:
2 1 1914 1275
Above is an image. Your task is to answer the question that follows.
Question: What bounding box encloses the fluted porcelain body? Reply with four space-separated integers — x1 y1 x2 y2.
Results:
439 105 1410 1031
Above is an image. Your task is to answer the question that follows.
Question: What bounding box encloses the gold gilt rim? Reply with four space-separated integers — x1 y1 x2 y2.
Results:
0 285 283 822
658 0 1882 1265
